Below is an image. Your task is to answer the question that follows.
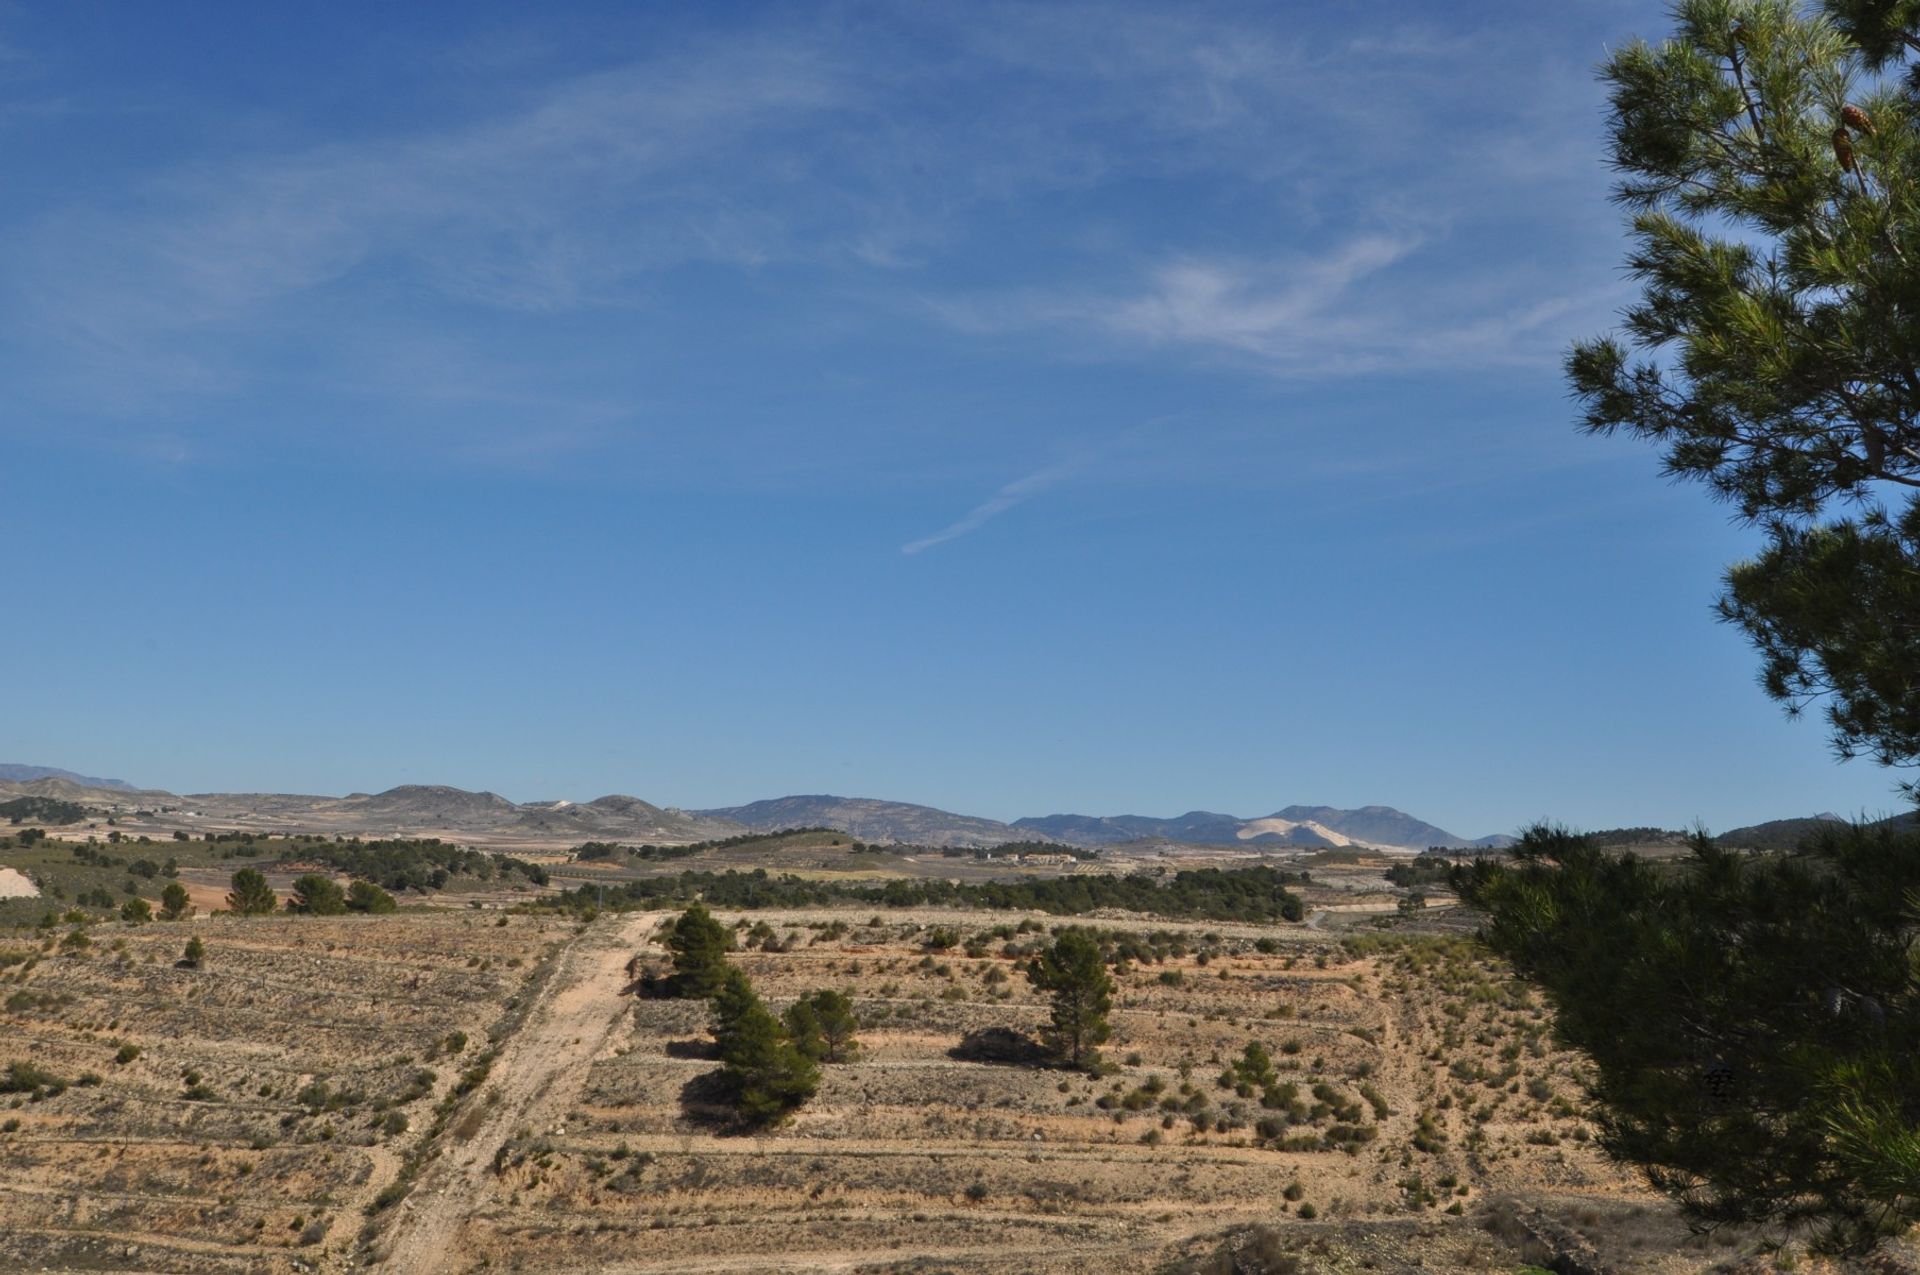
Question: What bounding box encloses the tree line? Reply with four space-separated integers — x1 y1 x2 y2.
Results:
542 863 1307 923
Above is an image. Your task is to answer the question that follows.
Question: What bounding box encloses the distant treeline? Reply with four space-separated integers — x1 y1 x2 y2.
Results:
1383 859 1453 890
291 838 550 892
0 797 86 826
1584 826 1689 848
571 828 841 864
574 840 703 863
539 864 1307 923
927 840 1100 861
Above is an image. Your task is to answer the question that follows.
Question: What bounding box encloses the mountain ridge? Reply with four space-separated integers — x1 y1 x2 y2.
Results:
0 763 1536 851
0 763 134 791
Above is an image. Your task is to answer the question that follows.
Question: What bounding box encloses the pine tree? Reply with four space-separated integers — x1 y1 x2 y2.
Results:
181 936 206 968
346 880 397 913
225 868 276 916
1490 3 1920 1251
159 881 191 921
1459 823 1920 1253
1025 929 1113 1070
784 989 861 1063
710 968 819 1126
1569 0 1920 784
666 903 734 999
286 874 347 916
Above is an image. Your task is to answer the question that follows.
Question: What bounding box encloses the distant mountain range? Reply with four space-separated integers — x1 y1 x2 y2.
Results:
1011 804 1509 851
696 796 1511 851
1711 810 1920 851
0 764 134 791
697 796 1024 849
0 761 1517 851
8 759 1907 857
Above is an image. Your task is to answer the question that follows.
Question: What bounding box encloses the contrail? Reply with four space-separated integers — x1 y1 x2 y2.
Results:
900 458 1083 555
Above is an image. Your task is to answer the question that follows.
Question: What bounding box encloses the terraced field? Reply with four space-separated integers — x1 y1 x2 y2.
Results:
0 910 577 1273
0 906 1823 1272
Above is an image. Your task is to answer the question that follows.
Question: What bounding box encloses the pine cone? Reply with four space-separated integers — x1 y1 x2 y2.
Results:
1842 104 1877 136
1834 127 1857 172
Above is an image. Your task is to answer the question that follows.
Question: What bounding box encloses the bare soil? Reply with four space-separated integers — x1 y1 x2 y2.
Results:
3 906 1910 1274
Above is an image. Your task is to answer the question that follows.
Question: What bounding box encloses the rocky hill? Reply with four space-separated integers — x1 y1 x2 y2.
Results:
696 795 1022 848
1015 805 1494 852
0 763 135 791
511 794 739 842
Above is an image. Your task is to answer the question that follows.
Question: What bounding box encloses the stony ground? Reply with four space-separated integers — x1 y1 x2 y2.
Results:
1 905 1906 1274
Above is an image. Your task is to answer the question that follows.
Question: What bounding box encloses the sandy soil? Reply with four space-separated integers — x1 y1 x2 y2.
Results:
375 910 670 1272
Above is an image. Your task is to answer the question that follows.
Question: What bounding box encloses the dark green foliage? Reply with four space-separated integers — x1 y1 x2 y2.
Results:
226 868 277 916
665 903 735 999
1568 0 1920 784
286 874 347 916
1383 859 1454 889
1827 0 1920 68
119 897 150 924
1228 1041 1278 1094
345 879 397 913
1583 827 1691 848
573 839 705 863
1532 1 1920 1251
290 838 548 892
548 864 1304 924
0 797 84 825
708 968 819 1126
783 989 860 1063
1721 508 1920 774
0 1060 66 1095
1026 928 1114 1069
181 936 205 968
1458 823 1920 1253
158 881 191 920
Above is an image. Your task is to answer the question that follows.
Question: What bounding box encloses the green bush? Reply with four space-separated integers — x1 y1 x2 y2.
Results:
286 874 347 916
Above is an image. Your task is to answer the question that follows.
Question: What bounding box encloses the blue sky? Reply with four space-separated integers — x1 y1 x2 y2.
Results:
1 1 1905 837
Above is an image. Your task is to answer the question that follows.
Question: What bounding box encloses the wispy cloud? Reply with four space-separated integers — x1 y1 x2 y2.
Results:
0 0 1636 471
933 233 1613 377
1104 236 1418 354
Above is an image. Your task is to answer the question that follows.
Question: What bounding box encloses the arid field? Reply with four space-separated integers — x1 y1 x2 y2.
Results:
0 883 1867 1275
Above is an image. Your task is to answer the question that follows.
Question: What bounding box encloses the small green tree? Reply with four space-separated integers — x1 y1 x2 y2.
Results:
784 989 861 1063
158 881 191 921
666 903 734 999
709 971 819 1126
1026 928 1114 1069
119 897 151 924
181 936 206 969
345 879 397 914
225 868 276 916
1229 1041 1279 1094
286 874 347 916
709 967 763 1059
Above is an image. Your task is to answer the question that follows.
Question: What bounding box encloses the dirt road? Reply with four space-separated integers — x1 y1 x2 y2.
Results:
374 910 666 1272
